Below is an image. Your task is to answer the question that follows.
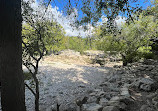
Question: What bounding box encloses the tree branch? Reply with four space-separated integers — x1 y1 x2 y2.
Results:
25 83 36 96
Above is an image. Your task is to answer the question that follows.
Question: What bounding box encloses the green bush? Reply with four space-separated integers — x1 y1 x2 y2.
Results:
138 46 155 59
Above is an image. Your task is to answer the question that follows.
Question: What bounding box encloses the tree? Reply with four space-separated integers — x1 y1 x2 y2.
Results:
94 12 158 65
120 14 157 65
22 1 65 111
22 22 46 111
65 0 143 28
43 21 65 54
144 0 158 19
0 0 26 111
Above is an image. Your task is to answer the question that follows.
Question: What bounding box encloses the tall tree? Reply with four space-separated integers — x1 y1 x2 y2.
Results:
0 0 26 111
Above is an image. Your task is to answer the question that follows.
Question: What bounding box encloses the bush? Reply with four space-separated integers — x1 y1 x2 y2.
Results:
138 46 155 59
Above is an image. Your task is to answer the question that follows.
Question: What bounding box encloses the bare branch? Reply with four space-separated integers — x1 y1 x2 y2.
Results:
25 83 36 96
23 63 34 75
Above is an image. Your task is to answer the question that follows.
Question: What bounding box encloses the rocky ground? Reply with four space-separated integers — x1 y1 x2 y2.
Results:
23 50 122 111
1 50 158 111
80 59 158 111
24 60 114 111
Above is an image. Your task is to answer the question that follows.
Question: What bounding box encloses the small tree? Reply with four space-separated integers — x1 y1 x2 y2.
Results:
22 22 46 111
22 20 65 111
22 1 65 110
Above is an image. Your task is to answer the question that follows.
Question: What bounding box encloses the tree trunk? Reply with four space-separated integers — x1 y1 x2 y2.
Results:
34 64 39 111
35 79 39 111
121 54 128 66
0 0 26 111
89 38 92 49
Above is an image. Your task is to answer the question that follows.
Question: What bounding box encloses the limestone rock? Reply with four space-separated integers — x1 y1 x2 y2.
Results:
82 103 102 111
87 96 98 103
110 96 120 101
99 98 108 106
119 96 134 105
140 105 154 111
102 106 119 111
120 87 130 97
108 75 121 83
139 78 157 91
50 104 57 111
76 96 88 107
64 103 77 111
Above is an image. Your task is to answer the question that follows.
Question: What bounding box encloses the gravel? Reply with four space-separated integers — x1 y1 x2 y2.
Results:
25 62 111 111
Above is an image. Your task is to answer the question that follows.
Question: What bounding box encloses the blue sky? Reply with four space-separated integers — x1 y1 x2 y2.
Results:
32 0 152 37
130 0 152 9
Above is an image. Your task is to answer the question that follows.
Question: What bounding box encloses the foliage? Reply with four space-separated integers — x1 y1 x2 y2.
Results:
22 0 66 111
138 46 155 59
60 36 97 54
22 21 47 111
94 12 158 65
144 0 158 19
43 21 65 54
66 0 143 29
22 18 66 111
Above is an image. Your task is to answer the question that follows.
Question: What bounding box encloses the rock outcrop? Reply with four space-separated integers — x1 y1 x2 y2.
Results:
76 59 158 111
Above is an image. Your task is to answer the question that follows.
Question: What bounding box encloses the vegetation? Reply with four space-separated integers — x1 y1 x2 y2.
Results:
60 36 97 54
22 0 158 69
22 1 66 110
1 0 158 111
93 3 158 65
